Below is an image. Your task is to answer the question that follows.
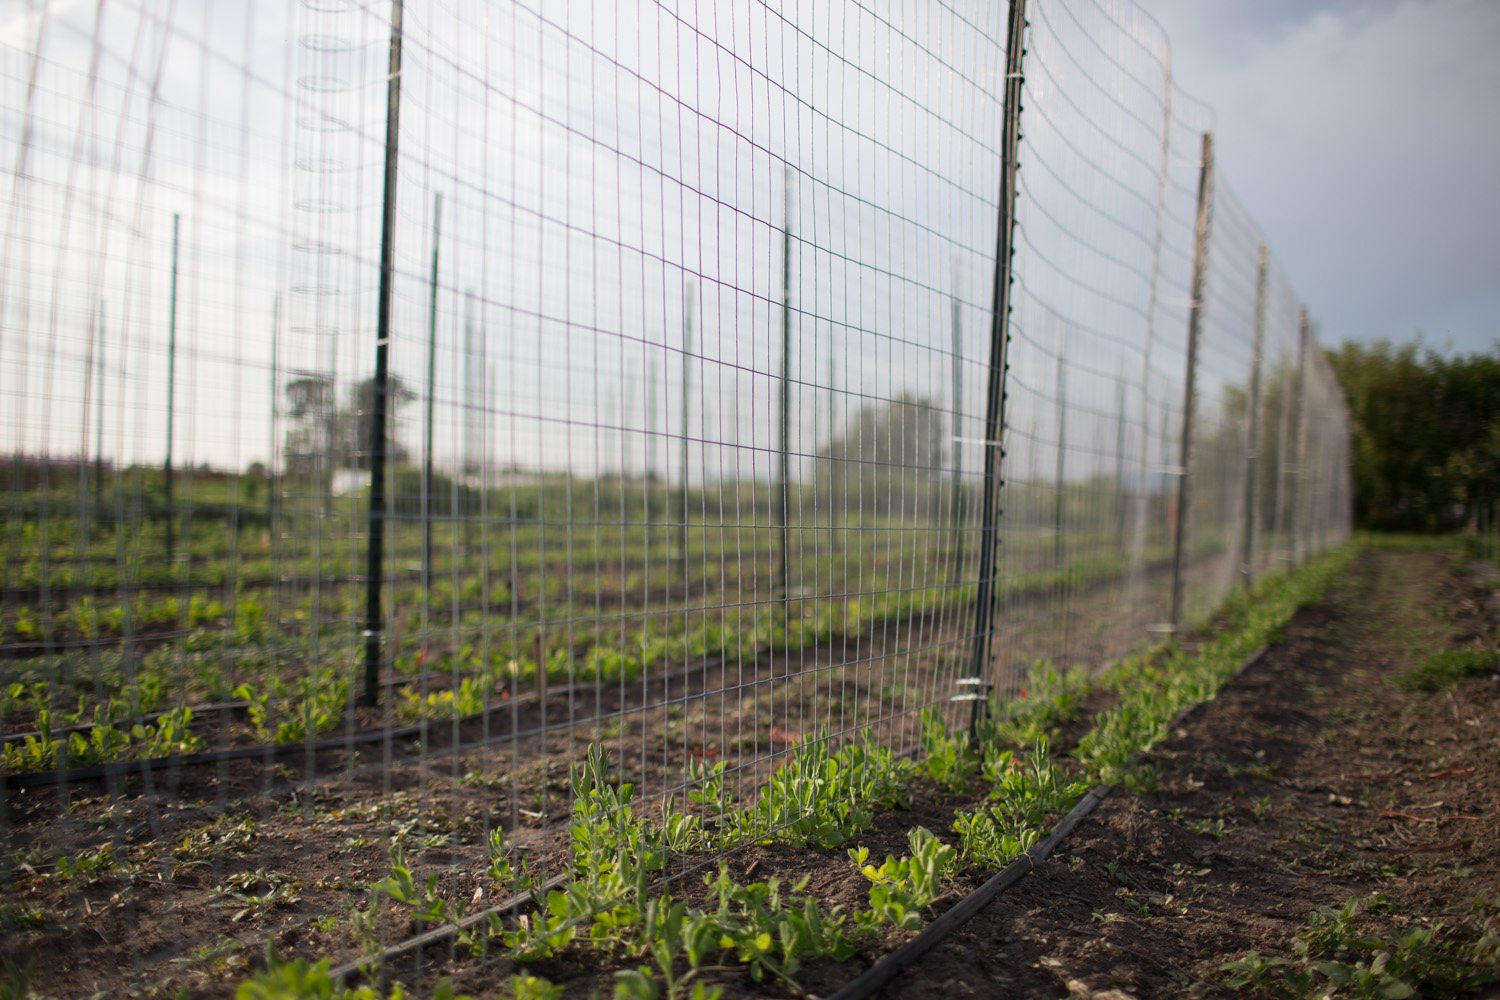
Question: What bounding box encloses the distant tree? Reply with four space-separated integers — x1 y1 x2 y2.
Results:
343 375 416 470
282 374 416 484
243 460 267 502
1328 339 1500 531
816 393 945 515
283 376 336 481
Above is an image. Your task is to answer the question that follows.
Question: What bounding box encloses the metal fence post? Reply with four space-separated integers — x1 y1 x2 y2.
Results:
828 336 837 559
363 0 404 707
1114 374 1128 546
678 280 693 564
949 273 964 577
93 298 106 514
969 0 1027 680
164 212 180 563
1241 243 1268 589
268 294 279 529
1052 322 1068 572
777 168 793 614
1169 131 1214 634
422 192 442 620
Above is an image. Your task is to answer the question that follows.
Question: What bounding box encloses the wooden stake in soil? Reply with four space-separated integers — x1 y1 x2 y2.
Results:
1242 242 1268 589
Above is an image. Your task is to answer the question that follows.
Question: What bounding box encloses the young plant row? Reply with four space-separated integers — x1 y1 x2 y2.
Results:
230 544 1356 1000
3 543 1169 771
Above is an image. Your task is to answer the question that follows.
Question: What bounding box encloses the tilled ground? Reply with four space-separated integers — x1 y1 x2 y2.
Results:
0 555 1181 998
879 546 1500 999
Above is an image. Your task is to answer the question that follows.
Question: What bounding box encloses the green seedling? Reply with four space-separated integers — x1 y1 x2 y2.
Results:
849 826 958 931
1397 649 1500 692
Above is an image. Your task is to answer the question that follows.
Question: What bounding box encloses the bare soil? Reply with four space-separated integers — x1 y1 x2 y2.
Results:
875 547 1500 999
0 556 1174 999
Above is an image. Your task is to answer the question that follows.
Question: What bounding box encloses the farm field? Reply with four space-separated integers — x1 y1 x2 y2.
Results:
0 0 1389 996
2 469 1202 779
7 539 1487 998
875 543 1500 998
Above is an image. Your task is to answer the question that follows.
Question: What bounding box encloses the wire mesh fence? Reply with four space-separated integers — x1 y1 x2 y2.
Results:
1 0 1351 992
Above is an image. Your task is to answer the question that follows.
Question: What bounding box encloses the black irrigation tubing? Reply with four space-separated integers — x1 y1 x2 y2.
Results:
327 740 941 988
825 785 1113 1000
327 873 572 984
326 639 1282 994
827 641 1276 1000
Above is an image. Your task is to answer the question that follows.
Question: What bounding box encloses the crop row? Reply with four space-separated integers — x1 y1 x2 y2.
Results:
0 541 1185 771
221 544 1355 999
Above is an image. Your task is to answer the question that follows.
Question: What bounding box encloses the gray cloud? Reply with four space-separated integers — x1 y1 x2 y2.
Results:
1144 0 1500 354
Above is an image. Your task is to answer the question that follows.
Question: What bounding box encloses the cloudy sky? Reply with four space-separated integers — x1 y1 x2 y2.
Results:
1144 0 1500 356
1 0 1481 478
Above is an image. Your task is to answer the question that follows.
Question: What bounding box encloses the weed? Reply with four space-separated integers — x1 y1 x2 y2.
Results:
0 903 46 933
505 976 565 1000
1222 893 1500 998
234 944 471 999
50 842 136 887
0 961 32 1000
215 869 302 923
1396 649 1499 692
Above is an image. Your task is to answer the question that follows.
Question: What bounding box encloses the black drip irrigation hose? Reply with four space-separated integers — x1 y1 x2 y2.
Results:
311 637 1278 994
825 641 1274 1000
327 871 572 984
825 785 1112 1000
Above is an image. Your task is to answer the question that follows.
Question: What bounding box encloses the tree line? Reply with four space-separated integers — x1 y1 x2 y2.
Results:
1328 339 1500 532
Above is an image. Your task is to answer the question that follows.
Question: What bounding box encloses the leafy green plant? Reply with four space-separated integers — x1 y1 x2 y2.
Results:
0 903 46 934
991 660 1091 746
850 826 958 931
395 676 489 723
234 944 471 999
371 846 460 926
215 869 303 923
737 736 912 849
1 704 200 773
919 708 979 791
1222 893 1500 998
1396 649 1499 692
698 867 853 989
50 843 136 887
486 827 531 893
236 670 348 745
505 975 565 1000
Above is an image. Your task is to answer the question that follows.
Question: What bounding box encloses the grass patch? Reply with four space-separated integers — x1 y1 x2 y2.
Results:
1222 893 1500 998
1396 649 1500 692
1362 533 1463 552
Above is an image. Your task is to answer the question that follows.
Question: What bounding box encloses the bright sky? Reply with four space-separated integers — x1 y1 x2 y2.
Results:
0 0 1362 487
1144 0 1500 357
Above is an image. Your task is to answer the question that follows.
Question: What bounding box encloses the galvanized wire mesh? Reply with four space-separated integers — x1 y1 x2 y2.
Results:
1 0 1351 991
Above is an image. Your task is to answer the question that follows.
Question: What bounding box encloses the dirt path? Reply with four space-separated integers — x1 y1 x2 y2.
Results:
881 546 1500 998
